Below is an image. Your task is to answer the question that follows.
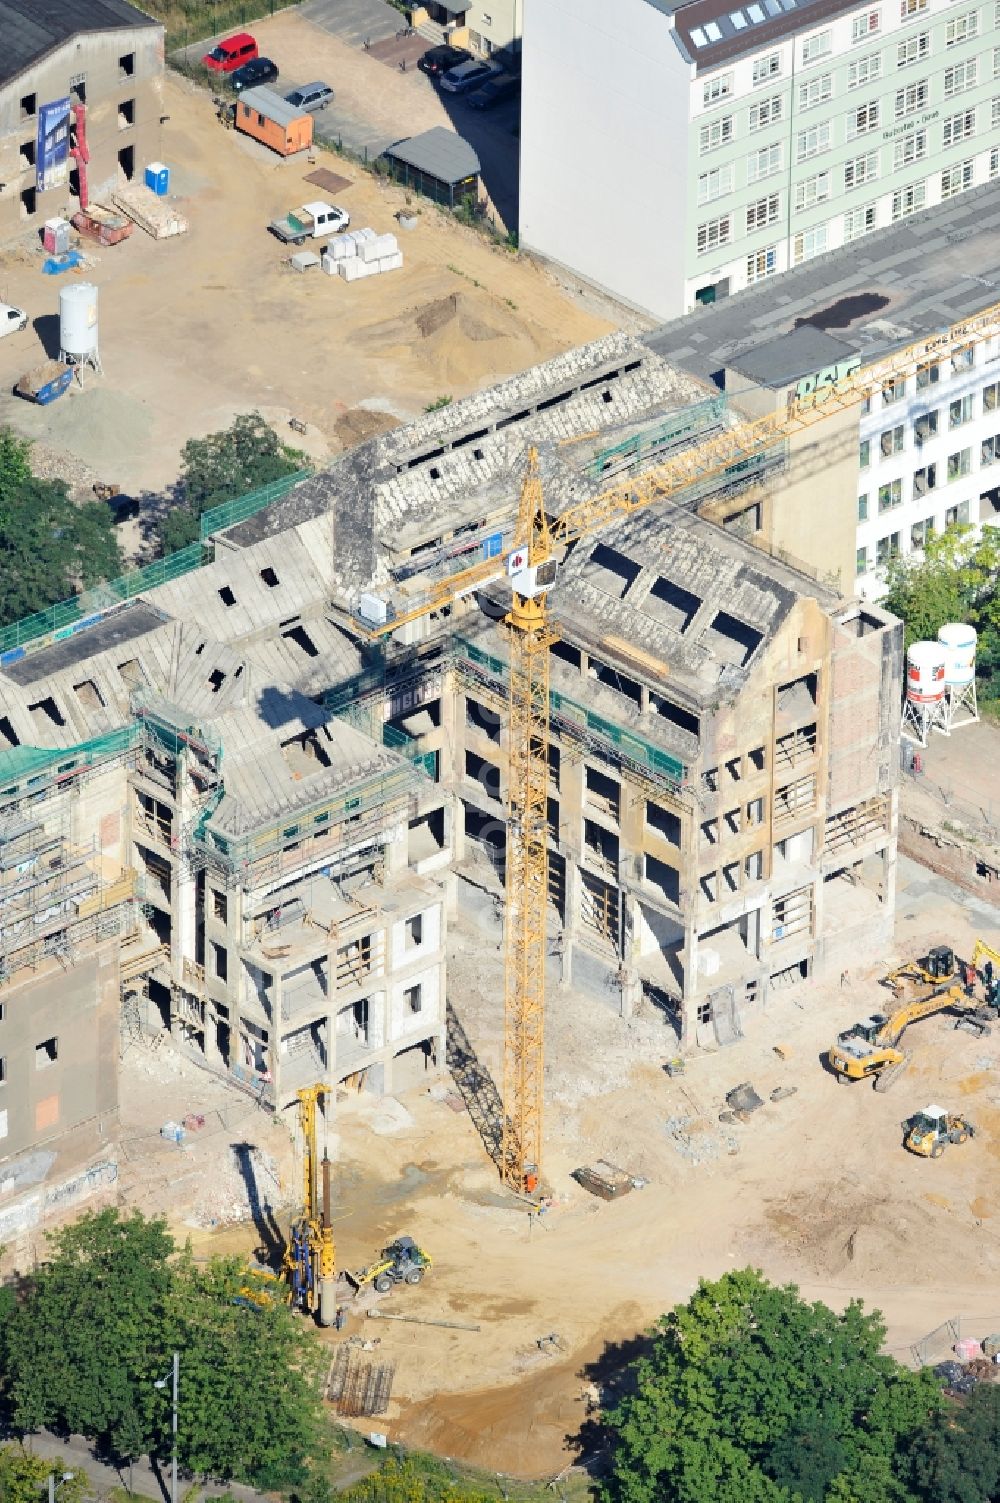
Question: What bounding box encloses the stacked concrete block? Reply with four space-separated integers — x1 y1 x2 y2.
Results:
324 227 404 283
360 232 398 265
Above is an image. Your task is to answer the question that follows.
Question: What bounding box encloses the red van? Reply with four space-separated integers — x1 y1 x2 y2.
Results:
202 32 258 72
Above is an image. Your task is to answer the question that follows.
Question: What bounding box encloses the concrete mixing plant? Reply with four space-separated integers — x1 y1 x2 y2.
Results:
59 282 102 374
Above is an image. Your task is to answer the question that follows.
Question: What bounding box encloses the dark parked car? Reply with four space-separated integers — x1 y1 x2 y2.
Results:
230 56 279 92
439 58 501 94
418 43 472 78
466 73 520 109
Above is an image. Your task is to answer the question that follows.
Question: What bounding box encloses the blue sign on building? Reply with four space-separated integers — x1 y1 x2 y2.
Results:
482 531 503 560
37 98 71 192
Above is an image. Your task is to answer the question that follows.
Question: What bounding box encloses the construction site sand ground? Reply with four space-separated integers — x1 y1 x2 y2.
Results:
0 70 609 509
101 851 1000 1481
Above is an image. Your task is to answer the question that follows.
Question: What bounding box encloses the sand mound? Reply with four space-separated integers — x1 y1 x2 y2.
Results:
334 407 400 448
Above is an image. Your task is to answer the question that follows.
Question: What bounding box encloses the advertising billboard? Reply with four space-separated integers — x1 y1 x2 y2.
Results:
37 97 71 192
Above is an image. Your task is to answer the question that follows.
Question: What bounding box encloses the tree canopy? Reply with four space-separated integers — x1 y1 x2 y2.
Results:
0 1446 90 1503
0 430 122 629
0 1208 325 1490
600 1269 945 1503
883 523 1000 700
161 412 302 551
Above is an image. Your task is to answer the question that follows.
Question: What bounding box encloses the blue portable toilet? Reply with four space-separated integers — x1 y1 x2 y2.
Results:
144 161 169 195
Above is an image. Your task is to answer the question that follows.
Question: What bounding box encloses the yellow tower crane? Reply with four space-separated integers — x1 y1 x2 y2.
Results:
361 293 1000 1194
283 1084 338 1324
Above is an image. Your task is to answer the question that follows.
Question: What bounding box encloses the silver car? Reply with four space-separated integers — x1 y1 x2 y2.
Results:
284 81 333 111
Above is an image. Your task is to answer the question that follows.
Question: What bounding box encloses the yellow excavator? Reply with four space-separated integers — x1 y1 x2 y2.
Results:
282 1084 339 1325
882 945 958 995
828 951 989 1089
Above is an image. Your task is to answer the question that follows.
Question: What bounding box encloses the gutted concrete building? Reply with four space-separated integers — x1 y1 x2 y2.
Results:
0 0 164 243
0 325 903 1210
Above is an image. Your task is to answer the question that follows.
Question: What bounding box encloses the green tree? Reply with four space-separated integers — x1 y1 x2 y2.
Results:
884 524 1000 650
600 1270 942 1503
0 1446 89 1503
2 1209 174 1451
157 412 301 556
905 1383 1000 1503
161 1252 326 1487
0 431 122 628
339 1457 496 1503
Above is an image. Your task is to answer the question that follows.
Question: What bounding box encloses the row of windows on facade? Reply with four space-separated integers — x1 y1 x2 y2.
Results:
859 435 1000 518
697 150 997 259
698 0 990 97
699 53 996 160
698 92 999 207
15 56 136 120
859 379 1000 467
857 498 972 573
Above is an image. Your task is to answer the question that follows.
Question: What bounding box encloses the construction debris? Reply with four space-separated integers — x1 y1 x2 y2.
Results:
726 1083 765 1118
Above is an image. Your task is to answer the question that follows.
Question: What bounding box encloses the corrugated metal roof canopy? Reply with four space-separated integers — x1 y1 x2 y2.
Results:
238 85 307 128
382 127 480 186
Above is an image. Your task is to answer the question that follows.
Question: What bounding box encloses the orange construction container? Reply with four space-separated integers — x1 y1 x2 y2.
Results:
235 86 313 156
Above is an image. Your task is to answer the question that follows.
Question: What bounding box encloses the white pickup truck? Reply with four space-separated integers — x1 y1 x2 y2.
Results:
269 200 350 245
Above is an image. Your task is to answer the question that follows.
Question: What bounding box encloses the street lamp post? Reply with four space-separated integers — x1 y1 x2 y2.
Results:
155 1351 179 1503
48 1472 74 1503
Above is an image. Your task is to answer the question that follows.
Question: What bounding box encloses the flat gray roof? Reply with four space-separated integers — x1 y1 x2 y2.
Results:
646 183 1000 391
1 603 169 687
382 126 480 185
238 85 304 127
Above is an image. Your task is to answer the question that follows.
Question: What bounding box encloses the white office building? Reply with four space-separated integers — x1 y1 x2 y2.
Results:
520 0 1000 320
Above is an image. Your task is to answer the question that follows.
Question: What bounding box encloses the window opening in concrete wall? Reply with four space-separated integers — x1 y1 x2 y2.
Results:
650 693 700 737
746 850 764 880
0 1056 5 1083
747 797 764 826
465 750 501 801
0 1109 6 1139
547 743 561 791
35 1037 58 1069
282 624 319 657
704 767 718 792
585 765 621 820
584 819 619 870
587 543 641 599
645 853 680 905
646 800 681 845
218 585 236 607
723 861 740 893
409 807 446 862
0 716 20 749
774 774 817 822
73 679 106 711
749 745 766 771
405 914 423 947
771 958 810 986
120 52 135 76
590 658 642 707
20 186 36 218
645 575 701 632
701 870 718 902
19 137 34 170
724 806 741 834
701 611 763 667
119 98 135 129
211 941 228 981
260 566 279 587
0 1002 5 1022
212 889 227 921
118 145 134 180
700 816 719 847
20 93 36 119
580 871 620 947
28 696 65 729
697 999 712 1025
466 696 501 742
404 983 422 1014
70 76 86 105
118 658 148 689
776 672 818 715
550 639 581 670
772 884 813 939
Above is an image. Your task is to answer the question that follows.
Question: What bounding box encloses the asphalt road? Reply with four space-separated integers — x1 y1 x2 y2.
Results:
17 1431 269 1503
299 0 403 47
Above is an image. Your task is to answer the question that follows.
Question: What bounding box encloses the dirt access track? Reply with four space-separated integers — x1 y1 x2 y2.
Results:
0 71 609 499
177 854 1000 1481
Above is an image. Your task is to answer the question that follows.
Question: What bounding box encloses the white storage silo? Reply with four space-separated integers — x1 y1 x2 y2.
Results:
938 623 977 686
906 641 947 704
59 282 101 371
938 622 979 729
902 640 949 747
